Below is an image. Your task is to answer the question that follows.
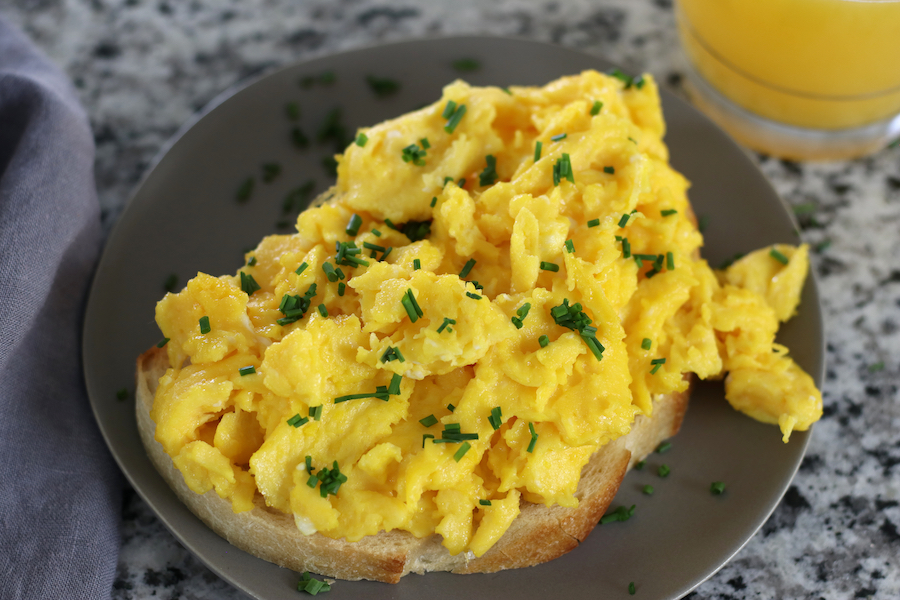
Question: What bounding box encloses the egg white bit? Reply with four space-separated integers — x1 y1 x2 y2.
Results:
294 514 318 536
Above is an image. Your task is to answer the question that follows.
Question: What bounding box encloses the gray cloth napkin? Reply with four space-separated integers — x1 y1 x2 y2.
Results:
0 17 120 599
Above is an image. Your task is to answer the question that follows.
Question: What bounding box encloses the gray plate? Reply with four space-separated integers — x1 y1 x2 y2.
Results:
83 36 824 600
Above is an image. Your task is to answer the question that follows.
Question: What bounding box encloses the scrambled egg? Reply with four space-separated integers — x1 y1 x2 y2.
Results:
150 71 822 557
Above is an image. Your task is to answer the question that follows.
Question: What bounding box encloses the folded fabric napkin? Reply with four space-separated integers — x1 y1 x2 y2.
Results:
0 17 120 599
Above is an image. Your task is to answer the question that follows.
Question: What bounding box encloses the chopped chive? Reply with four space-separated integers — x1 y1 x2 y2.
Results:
618 213 630 227
666 252 675 270
437 317 456 333
418 137 431 150
459 258 476 278
661 209 677 217
156 337 170 348
641 338 651 350
366 75 400 97
650 357 666 374
479 499 492 506
553 153 574 185
565 239 575 253
381 246 393 260
236 177 254 202
539 261 559 272
710 481 726 495
590 100 603 115
539 334 549 348
443 176 455 186
501 86 512 95
447 403 456 413
466 292 482 300
317 304 328 317
793 202 817 215
401 143 427 166
239 365 256 376
458 178 466 188
290 126 309 149
628 136 638 144
629 582 636 595
550 133 567 142
635 460 645 470
527 422 538 453
338 282 346 296
656 441 672 454
587 218 600 228
355 132 368 147
534 140 543 162
600 504 636 524
240 271 261 295
401 295 419 322
371 228 382 237
412 258 421 270
296 262 309 275
603 166 615 175
452 58 480 71
642 485 654 496
622 238 631 258
430 196 437 207
479 154 498 186
116 388 128 400
444 103 467 134
419 414 438 427
199 316 210 334
308 405 323 421
363 242 386 252
407 289 423 316
346 214 363 236
163 273 178 293
247 256 257 266
442 100 457 119
488 406 502 430
322 262 338 282
388 373 402 396
698 215 709 233
262 162 281 183
816 239 831 253
287 414 308 428
297 571 332 596
769 248 790 265
658 464 670 477
869 361 885 372
453 442 471 462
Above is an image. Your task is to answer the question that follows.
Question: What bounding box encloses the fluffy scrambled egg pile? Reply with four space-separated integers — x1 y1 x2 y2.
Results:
150 70 822 556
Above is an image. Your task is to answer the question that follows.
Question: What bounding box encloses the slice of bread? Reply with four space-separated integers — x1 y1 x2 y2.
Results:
136 346 690 583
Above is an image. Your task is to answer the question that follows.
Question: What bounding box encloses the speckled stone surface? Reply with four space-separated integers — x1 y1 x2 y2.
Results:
5 1 899 598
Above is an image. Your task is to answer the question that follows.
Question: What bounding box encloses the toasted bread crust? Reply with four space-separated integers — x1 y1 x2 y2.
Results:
136 347 689 583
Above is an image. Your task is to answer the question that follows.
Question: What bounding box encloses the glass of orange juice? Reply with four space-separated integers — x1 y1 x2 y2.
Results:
675 0 900 160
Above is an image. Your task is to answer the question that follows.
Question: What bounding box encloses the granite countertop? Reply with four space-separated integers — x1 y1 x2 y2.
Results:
6 0 899 598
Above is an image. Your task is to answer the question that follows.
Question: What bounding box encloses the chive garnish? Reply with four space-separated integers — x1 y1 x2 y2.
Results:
346 214 363 236
156 338 170 348
371 228 382 237
629 582 636 595
452 58 480 71
309 405 323 420
262 162 281 183
641 338 651 350
565 239 575 253
711 481 726 495
479 499 492 506
501 87 512 95
600 504 636 524
550 133 567 142
622 238 631 258
527 422 538 453
656 441 672 454
423 434 434 448
407 289 423 316
466 292 482 300
419 414 438 427
540 261 559 272
650 357 666 374
236 177 254 202
401 290 420 322
443 176 455 186
442 100 457 119
419 137 430 150
643 485 654 496
443 103 467 133
239 365 256 376
453 442 471 462
458 178 466 188
382 246 393 260
587 218 600 228
590 100 603 115
661 209 678 217
247 256 257 266
116 388 128 400
510 302 531 329
447 403 456 413
539 334 549 348
298 572 331 595
437 317 456 333
551 299 604 360
770 248 789 265
635 460 645 470
291 126 309 149
658 464 670 477
401 143 427 166
603 166 615 175
363 242 385 252
666 251 675 270
618 213 631 227
240 272 261 295
317 304 328 317
296 262 309 275
459 258 476 278
286 414 307 428
534 140 542 162
413 258 421 271
488 406 502 430
479 155 498 186
366 75 400 97
199 316 210 334
338 282 346 296
322 262 338 282
387 373 402 396
553 153 574 185
163 273 178 293
355 132 368 147
698 215 709 233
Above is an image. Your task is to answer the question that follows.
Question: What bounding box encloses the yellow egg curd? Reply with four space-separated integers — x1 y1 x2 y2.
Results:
150 70 822 557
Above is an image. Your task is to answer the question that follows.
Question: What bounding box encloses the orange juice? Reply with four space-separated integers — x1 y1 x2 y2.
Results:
677 0 900 131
